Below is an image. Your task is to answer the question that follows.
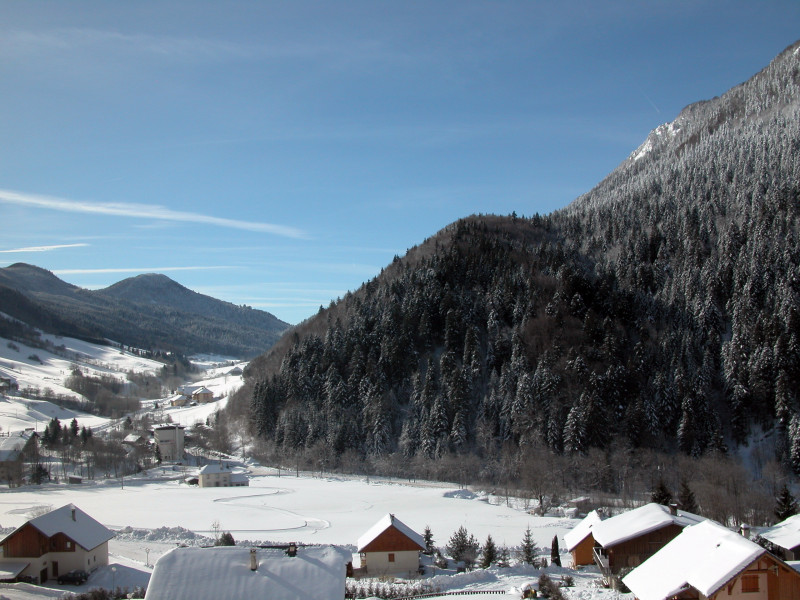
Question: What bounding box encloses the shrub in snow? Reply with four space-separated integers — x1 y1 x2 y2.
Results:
537 574 565 600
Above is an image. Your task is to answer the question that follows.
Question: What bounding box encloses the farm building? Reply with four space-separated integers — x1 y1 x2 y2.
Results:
624 519 800 600
357 514 425 577
0 504 113 584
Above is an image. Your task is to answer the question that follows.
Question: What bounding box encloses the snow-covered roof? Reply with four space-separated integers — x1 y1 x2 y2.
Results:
144 545 349 600
192 386 213 395
623 520 766 600
199 462 232 474
759 513 800 550
0 432 30 461
563 509 603 551
357 513 425 552
1 504 114 551
592 503 705 548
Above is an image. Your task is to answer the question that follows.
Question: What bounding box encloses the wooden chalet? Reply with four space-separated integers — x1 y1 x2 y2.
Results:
592 503 704 579
0 504 114 583
758 513 800 560
563 509 602 567
357 514 425 577
624 520 800 600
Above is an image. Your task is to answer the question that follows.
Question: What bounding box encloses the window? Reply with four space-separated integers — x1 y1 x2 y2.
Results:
741 574 759 593
388 553 395 563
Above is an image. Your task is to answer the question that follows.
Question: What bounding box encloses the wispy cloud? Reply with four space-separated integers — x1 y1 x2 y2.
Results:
0 243 89 253
0 189 307 238
53 266 240 275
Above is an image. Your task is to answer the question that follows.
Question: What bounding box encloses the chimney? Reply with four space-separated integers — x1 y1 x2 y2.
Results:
740 524 751 539
250 548 258 571
668 503 678 516
71 508 76 522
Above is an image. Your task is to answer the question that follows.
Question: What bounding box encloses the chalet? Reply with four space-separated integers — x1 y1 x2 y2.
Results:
758 513 800 560
592 503 704 577
198 462 249 488
563 509 603 567
170 395 188 408
144 544 349 600
192 386 214 404
357 514 425 577
153 424 184 462
623 520 800 600
0 432 35 487
0 504 114 584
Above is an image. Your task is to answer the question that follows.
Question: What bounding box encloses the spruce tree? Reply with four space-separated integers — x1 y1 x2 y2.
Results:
446 526 470 563
678 479 699 514
775 484 799 522
650 477 673 506
520 526 536 565
423 526 435 555
480 534 497 569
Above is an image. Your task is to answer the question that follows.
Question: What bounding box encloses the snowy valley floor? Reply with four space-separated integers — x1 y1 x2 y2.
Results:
0 468 631 600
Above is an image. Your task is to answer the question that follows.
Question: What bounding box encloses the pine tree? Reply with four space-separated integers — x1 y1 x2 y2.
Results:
775 483 799 522
520 526 536 565
480 534 497 569
678 479 699 514
650 477 673 506
550 535 561 567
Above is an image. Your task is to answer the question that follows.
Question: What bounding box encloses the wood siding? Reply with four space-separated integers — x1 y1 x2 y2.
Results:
606 524 683 571
2 524 48 558
361 526 424 553
709 554 800 600
571 535 595 567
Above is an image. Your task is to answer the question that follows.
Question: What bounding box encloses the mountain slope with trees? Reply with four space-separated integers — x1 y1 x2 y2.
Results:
0 264 289 358
235 41 800 482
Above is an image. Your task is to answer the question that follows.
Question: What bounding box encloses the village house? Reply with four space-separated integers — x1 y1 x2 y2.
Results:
0 504 114 584
153 424 184 462
0 431 35 487
192 386 214 404
591 503 705 578
144 544 350 600
563 509 603 567
758 513 800 560
357 514 425 577
623 519 800 600
198 462 249 487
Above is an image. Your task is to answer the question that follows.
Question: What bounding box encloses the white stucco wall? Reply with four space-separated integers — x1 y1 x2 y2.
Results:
363 550 418 576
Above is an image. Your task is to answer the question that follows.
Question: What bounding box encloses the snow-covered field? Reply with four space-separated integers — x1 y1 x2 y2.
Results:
0 469 627 600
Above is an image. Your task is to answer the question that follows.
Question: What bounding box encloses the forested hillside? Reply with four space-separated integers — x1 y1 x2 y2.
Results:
239 41 800 475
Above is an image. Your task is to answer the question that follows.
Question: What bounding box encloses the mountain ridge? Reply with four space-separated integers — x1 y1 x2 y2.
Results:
0 264 289 358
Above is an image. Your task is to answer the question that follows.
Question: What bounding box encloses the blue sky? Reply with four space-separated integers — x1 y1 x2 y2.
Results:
1 2 798 325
